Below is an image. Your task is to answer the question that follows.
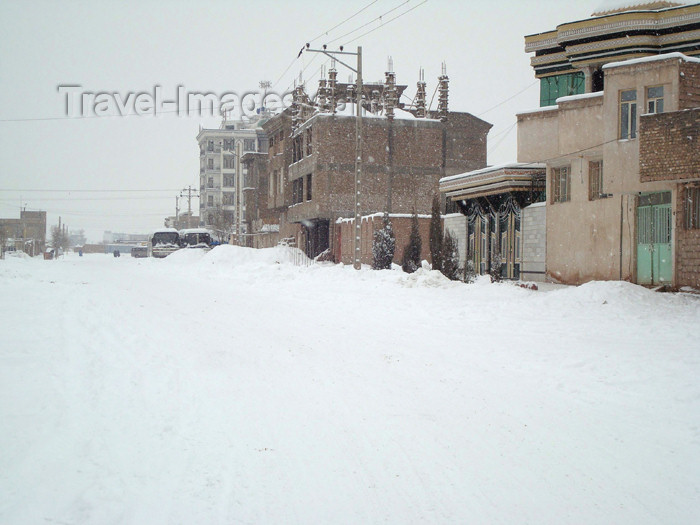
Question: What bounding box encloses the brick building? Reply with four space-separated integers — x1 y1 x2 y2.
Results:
640 106 700 287
0 210 46 256
241 151 280 248
259 66 491 263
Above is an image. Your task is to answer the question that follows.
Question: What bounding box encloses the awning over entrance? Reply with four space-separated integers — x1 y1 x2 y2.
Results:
439 163 546 201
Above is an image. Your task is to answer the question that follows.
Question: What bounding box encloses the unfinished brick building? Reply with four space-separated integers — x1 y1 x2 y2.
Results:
260 65 491 262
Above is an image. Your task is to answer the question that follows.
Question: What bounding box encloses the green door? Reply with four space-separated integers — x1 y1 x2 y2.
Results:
637 192 672 285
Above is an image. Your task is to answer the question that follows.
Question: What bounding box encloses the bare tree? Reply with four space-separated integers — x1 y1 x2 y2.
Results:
208 206 234 244
50 225 69 258
0 227 7 259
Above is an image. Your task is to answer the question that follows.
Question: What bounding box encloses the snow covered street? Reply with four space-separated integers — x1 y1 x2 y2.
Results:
1 246 699 524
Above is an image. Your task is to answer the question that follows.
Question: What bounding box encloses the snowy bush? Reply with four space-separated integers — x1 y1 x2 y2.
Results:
441 230 460 281
372 213 395 270
429 194 443 273
401 212 422 274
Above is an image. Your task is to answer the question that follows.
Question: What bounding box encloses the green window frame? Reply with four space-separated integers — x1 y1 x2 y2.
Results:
539 72 585 107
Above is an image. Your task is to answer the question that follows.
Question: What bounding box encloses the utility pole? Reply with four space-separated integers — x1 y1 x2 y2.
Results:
180 186 199 229
305 44 363 269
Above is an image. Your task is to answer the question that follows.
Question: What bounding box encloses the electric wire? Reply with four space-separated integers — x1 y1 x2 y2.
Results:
325 0 410 45
343 0 427 46
309 0 380 43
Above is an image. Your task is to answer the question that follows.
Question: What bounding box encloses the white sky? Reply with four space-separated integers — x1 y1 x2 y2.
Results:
0 0 596 242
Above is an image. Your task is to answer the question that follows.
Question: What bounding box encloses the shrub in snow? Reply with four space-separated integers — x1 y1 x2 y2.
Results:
372 212 396 270
463 259 477 283
441 230 460 281
401 212 422 274
429 194 443 272
489 251 503 283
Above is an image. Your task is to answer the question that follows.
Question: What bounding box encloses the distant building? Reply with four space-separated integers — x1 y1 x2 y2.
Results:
0 210 46 256
164 211 199 231
196 117 269 236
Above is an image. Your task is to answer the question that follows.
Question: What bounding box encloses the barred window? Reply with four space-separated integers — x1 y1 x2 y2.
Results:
552 166 570 203
589 160 605 200
686 187 700 229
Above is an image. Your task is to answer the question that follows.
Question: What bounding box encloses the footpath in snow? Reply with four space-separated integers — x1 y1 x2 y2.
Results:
1 245 699 524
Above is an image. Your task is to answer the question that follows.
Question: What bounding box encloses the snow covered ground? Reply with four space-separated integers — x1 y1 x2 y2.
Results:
1 246 699 524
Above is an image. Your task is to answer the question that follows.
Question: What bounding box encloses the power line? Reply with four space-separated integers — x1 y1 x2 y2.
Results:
0 188 181 193
477 80 539 117
343 0 427 46
326 0 410 45
309 0 380 43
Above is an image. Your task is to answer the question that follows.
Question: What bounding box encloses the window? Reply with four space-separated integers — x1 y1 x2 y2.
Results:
292 135 303 163
306 128 313 156
292 178 303 204
207 140 214 152
278 169 284 194
224 174 235 187
223 156 235 169
686 186 700 229
620 89 637 140
539 72 585 106
552 166 571 203
207 195 214 207
243 139 256 151
647 86 664 114
207 158 213 169
269 135 275 149
306 173 312 201
207 177 213 188
589 160 606 200
223 193 234 205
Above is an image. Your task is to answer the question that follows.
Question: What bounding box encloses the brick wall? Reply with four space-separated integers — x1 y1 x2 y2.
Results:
640 107 700 183
335 214 433 266
680 62 700 110
676 184 700 288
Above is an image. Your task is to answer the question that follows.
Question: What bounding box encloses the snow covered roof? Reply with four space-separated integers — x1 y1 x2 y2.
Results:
556 92 604 104
603 51 700 69
439 163 546 200
592 1 688 16
440 163 546 185
516 105 559 117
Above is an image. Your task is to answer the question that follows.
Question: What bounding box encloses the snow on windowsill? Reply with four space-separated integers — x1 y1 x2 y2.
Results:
556 92 604 104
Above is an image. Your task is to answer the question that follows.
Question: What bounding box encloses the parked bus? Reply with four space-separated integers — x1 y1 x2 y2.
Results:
150 229 180 258
180 228 212 249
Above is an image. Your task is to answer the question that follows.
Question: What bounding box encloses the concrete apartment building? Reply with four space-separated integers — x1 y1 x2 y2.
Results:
196 118 268 238
516 2 700 287
259 66 491 263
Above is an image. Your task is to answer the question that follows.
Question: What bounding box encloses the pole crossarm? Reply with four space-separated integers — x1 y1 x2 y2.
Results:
305 48 358 73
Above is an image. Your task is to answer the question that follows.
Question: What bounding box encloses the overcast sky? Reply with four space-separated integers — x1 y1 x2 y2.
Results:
0 0 600 242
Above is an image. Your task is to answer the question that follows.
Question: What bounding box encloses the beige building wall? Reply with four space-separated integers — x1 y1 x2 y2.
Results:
517 56 687 284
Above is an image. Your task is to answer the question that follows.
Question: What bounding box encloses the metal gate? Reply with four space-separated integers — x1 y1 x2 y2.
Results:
637 192 672 285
